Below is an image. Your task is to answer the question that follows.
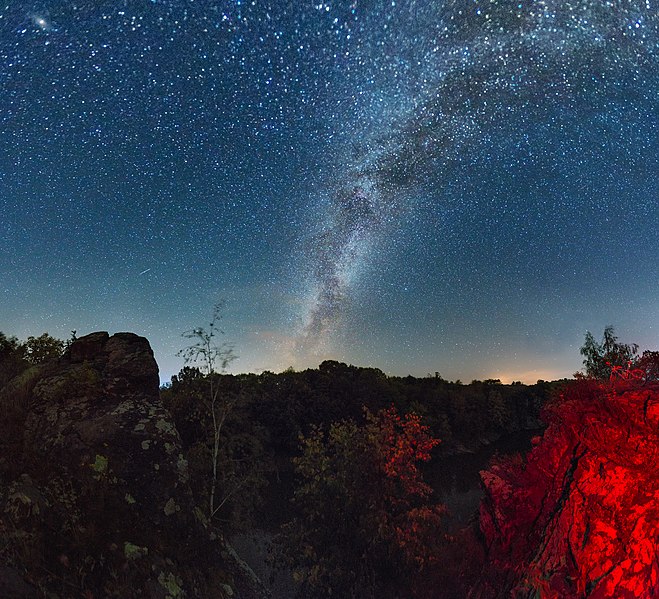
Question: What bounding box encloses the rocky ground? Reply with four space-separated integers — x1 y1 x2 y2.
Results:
471 379 659 598
0 332 267 599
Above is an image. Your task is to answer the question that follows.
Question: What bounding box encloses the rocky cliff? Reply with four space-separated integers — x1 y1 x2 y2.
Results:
0 332 267 599
471 380 659 598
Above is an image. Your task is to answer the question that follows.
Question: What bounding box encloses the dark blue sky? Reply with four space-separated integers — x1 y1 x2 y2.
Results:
2 1 658 383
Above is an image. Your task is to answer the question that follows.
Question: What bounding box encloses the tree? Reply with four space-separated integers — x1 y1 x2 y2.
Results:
177 302 237 521
487 389 510 430
0 332 27 388
1 332 65 388
278 406 445 599
579 326 638 379
163 368 269 533
63 329 77 351
0 332 21 358
638 350 659 382
23 333 65 365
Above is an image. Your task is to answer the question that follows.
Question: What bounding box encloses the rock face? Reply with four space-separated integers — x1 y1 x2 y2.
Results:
471 380 659 598
0 332 267 599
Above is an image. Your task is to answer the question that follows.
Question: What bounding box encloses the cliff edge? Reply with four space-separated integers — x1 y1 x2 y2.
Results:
471 380 659 598
0 331 267 599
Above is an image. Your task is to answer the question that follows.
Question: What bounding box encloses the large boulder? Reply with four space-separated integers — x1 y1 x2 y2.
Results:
471 380 659 598
0 332 267 599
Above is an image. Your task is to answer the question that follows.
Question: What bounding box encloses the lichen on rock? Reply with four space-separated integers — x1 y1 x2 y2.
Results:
0 331 269 598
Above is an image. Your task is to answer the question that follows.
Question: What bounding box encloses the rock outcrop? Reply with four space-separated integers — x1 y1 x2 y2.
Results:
471 380 659 598
0 332 267 599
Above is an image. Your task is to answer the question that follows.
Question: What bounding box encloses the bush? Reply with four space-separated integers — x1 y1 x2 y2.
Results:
277 406 445 599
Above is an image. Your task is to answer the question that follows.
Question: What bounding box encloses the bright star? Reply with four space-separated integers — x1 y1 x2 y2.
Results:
31 15 51 31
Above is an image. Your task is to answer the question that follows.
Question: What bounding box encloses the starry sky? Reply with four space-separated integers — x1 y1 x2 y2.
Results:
1 1 658 384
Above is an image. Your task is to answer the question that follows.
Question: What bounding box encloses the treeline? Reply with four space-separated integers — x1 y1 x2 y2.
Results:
3 325 657 597
0 331 68 387
158 362 560 598
0 330 554 457
159 361 558 534
165 361 554 454
0 329 558 597
0 331 557 525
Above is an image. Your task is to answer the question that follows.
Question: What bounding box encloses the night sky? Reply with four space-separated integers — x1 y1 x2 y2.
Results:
2 1 658 383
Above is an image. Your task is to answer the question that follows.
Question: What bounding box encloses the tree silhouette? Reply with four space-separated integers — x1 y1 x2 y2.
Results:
579 326 638 379
23 333 65 365
178 302 237 520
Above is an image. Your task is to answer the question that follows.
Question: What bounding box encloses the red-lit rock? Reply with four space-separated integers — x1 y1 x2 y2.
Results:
471 380 659 598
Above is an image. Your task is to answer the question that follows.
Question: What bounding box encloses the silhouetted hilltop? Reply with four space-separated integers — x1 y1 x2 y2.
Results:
164 360 553 459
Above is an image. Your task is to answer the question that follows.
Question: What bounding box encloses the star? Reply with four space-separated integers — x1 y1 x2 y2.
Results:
30 15 51 31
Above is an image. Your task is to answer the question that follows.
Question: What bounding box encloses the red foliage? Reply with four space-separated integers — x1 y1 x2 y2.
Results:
378 407 441 498
473 381 659 598
366 406 446 578
283 405 446 598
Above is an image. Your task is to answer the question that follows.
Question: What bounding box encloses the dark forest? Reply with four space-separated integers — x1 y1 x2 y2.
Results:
2 328 659 597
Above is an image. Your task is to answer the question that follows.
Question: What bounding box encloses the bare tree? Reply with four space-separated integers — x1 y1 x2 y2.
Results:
178 302 237 520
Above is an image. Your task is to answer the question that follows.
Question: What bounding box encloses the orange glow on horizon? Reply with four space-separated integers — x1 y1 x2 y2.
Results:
492 371 572 384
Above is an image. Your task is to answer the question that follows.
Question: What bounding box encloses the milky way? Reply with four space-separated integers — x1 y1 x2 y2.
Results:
1 1 657 381
292 0 659 363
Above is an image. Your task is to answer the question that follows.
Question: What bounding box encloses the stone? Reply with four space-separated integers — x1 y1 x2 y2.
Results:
0 332 268 599
472 380 659 598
